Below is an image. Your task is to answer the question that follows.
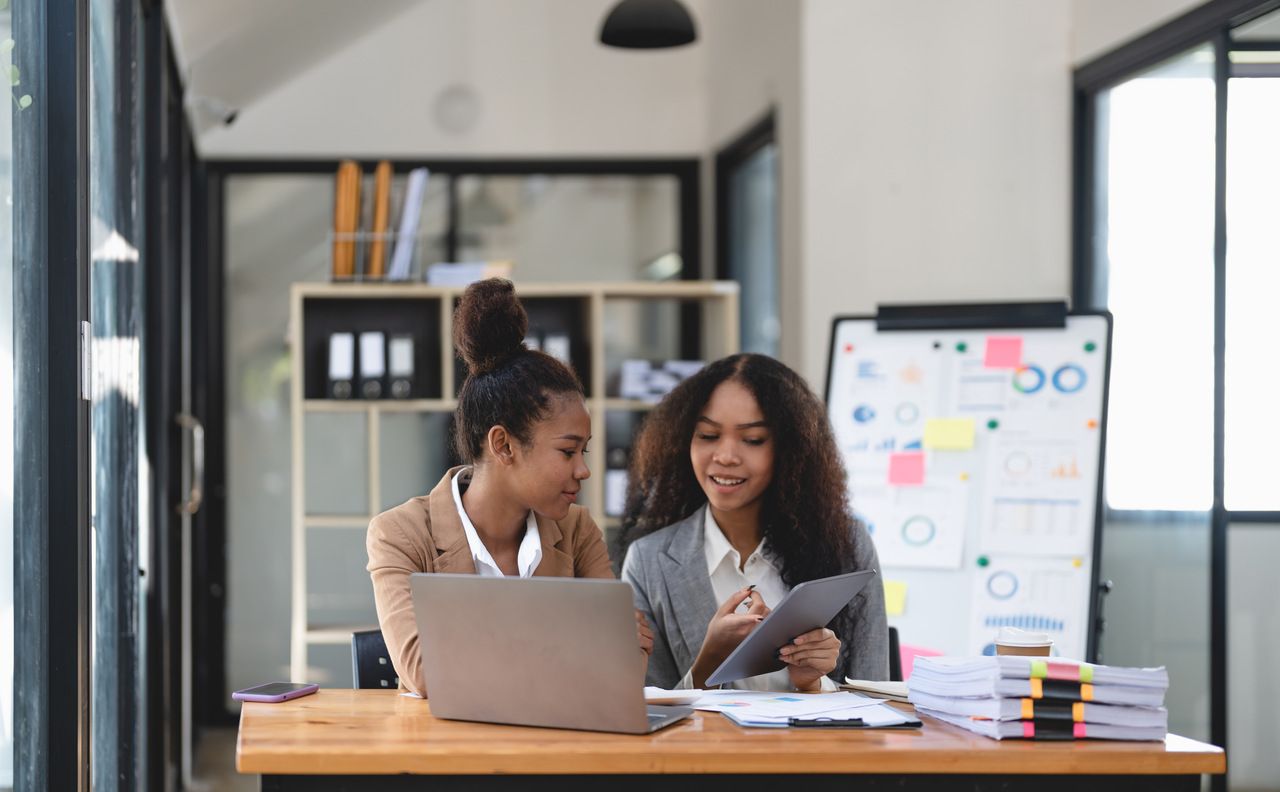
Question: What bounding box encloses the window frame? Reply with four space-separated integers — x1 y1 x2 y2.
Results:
1072 0 1280 784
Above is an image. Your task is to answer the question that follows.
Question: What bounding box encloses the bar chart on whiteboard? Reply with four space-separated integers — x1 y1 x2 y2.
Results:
825 311 1111 662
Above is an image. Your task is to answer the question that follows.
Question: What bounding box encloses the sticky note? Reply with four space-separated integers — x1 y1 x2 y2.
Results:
888 452 925 486
984 336 1023 369
884 580 907 616
923 418 975 451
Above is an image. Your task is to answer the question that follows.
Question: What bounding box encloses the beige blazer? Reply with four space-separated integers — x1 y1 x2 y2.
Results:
366 466 614 695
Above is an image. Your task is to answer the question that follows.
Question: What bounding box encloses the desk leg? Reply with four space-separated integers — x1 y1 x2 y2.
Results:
261 774 1205 791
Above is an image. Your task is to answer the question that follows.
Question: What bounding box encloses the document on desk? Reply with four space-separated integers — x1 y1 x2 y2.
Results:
693 691 914 729
693 690 884 720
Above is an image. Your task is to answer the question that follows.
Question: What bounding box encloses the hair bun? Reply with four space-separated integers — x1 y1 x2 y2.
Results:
453 278 528 376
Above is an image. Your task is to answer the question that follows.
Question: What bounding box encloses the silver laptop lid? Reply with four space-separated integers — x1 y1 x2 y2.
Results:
411 574 650 732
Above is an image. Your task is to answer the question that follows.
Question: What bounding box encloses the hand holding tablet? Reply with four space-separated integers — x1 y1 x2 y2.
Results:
705 569 878 687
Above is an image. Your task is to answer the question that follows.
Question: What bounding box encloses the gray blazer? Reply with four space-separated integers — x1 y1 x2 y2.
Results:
621 506 890 689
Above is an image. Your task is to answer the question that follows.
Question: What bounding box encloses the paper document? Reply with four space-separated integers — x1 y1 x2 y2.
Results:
693 690 885 725
842 678 910 702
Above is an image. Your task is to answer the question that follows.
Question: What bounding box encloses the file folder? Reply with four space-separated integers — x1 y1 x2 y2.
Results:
359 331 386 399
327 332 355 399
388 334 414 399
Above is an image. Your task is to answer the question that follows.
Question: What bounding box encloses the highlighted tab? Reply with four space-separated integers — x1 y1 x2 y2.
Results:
1030 678 1043 699
1030 659 1048 679
923 418 975 450
1073 722 1087 738
1072 702 1084 722
1021 699 1034 720
984 336 1023 369
887 452 925 486
884 580 907 616
1081 683 1094 702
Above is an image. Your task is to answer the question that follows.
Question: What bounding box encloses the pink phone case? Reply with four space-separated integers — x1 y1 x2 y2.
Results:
232 682 319 703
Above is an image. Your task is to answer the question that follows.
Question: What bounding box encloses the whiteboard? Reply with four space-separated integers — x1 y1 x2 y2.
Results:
825 312 1111 661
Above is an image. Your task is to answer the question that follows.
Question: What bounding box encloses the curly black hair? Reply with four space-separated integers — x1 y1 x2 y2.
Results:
615 354 861 666
452 278 583 462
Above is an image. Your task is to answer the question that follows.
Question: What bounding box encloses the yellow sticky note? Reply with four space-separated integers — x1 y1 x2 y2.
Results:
884 580 907 617
923 418 975 451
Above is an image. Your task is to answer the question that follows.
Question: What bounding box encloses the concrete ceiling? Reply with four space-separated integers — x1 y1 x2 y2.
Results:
165 0 424 134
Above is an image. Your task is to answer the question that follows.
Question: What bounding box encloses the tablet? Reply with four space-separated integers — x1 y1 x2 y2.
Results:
704 569 878 686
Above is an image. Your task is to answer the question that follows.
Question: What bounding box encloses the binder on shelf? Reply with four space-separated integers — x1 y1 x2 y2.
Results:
388 167 429 281
358 331 386 399
388 334 414 399
543 333 571 365
365 161 393 281
327 332 355 399
331 160 362 281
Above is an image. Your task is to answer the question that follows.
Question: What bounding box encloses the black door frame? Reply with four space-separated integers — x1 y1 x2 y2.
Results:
194 158 702 724
1072 2 1280 789
141 2 197 788
12 0 92 789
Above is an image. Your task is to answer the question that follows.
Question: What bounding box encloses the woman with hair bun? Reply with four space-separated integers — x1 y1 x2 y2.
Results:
367 278 651 696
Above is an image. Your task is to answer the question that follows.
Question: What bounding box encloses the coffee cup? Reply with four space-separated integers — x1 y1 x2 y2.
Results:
995 626 1053 657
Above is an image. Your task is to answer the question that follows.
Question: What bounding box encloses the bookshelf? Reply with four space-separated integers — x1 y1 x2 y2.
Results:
289 280 740 680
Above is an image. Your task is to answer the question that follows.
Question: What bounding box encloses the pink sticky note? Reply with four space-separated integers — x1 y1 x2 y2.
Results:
888 452 925 486
984 336 1023 369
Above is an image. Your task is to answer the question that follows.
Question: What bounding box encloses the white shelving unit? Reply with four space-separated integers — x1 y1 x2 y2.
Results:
289 280 739 680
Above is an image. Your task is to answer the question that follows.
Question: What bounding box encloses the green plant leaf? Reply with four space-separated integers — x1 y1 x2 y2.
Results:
18 94 31 109
8 64 18 86
0 38 15 53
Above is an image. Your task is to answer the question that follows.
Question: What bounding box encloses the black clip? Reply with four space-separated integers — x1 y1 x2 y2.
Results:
788 717 866 728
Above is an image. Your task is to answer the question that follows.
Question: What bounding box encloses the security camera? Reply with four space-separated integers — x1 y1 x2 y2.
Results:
186 93 239 127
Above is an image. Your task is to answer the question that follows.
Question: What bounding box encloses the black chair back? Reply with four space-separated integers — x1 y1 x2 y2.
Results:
888 625 903 682
351 629 400 689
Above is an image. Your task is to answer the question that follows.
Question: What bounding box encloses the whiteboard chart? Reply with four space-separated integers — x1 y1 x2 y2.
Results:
825 307 1111 662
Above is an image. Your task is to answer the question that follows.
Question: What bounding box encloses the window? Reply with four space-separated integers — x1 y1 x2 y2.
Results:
1224 44 1280 511
1089 47 1216 511
1076 4 1280 785
214 161 697 705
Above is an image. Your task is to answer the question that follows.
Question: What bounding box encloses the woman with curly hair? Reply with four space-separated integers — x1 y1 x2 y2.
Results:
367 279 651 696
617 353 887 691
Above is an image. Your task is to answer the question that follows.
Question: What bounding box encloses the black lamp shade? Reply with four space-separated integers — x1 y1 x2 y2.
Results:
600 0 697 49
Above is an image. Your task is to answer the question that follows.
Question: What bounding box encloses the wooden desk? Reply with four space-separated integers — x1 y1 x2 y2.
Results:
237 690 1224 791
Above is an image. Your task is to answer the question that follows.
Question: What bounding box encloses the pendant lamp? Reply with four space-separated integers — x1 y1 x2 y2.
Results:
599 0 698 49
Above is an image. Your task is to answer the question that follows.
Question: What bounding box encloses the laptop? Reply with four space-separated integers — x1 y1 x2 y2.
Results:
410 573 692 734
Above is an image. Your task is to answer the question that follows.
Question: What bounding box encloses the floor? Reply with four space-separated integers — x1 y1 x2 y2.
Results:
194 727 258 792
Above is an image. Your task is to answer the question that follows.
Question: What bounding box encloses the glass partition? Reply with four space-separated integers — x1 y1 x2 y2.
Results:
1091 47 1216 511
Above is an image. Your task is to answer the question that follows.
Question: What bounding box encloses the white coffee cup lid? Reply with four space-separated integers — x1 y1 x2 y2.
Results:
996 626 1052 646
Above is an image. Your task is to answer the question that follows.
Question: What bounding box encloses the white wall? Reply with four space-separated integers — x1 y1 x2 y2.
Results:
191 0 709 158
797 0 1073 386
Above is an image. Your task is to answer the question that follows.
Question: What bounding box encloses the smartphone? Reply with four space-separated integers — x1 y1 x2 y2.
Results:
232 681 319 703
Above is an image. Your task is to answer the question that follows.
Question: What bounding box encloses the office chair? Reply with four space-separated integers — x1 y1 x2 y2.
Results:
888 626 903 682
351 628 400 689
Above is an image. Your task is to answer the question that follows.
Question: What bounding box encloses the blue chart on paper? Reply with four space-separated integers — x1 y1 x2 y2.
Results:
983 613 1065 632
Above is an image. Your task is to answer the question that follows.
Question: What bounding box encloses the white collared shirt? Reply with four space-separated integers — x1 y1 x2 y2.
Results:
677 508 837 692
451 467 542 578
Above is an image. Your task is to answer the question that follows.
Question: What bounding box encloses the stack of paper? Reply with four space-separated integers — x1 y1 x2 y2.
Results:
692 690 914 729
908 656 1169 741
